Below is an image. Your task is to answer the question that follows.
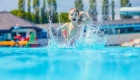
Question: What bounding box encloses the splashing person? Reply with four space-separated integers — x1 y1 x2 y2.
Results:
61 8 92 45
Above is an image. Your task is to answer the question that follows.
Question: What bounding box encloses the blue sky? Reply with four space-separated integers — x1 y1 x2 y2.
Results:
0 0 140 21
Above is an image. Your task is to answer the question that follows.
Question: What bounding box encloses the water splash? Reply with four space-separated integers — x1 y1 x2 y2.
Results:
75 23 107 49
41 7 107 49
47 15 58 48
45 21 107 49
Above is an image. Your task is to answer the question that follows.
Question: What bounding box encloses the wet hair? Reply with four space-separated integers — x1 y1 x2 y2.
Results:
69 8 79 15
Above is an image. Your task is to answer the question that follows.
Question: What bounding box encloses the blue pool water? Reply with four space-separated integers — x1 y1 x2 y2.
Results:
0 47 140 80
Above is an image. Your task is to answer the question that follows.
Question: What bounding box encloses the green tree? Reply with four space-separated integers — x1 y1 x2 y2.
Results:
11 0 35 23
33 0 40 24
102 0 110 21
47 0 52 15
121 0 131 7
47 0 58 23
10 9 35 23
10 9 25 18
75 0 84 11
52 13 58 23
52 0 57 14
41 0 48 23
10 10 19 16
18 0 25 11
26 0 32 22
111 0 115 20
88 0 98 21
120 0 132 19
18 0 26 18
52 0 58 23
60 12 70 23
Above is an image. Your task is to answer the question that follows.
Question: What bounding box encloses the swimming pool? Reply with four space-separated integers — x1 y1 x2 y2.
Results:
0 47 140 80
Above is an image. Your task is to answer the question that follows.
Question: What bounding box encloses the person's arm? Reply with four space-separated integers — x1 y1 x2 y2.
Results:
79 11 92 25
61 23 68 39
61 23 68 31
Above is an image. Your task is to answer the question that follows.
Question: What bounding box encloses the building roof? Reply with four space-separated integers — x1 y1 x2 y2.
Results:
93 18 140 26
0 11 36 30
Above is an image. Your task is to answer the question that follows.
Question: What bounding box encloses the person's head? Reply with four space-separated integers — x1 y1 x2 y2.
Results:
68 8 79 23
17 34 21 36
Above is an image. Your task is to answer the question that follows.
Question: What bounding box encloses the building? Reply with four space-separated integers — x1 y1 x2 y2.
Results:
0 11 48 46
97 19 140 46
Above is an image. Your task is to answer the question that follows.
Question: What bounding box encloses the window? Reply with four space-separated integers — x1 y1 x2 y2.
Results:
126 28 134 33
100 28 116 35
101 27 135 35
41 30 47 38
116 28 134 34
11 32 16 37
0 33 3 41
19 32 26 37
134 27 140 32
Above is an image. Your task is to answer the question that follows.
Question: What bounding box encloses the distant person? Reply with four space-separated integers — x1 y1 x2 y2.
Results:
61 8 92 45
14 34 22 46
14 34 22 42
